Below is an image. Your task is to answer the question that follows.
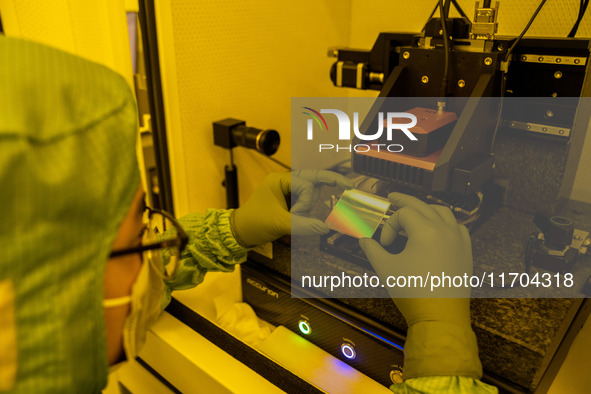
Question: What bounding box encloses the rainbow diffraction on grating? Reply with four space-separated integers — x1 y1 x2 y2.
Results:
325 189 390 239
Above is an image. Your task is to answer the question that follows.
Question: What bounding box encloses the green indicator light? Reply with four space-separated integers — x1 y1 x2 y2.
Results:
298 320 311 335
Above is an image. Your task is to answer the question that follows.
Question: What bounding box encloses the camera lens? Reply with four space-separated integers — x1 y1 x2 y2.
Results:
232 125 280 156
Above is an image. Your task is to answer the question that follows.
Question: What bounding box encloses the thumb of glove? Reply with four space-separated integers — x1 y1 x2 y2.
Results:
359 238 394 275
359 238 421 299
291 215 330 236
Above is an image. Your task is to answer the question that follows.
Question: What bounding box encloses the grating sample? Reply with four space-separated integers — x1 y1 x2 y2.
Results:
325 189 391 238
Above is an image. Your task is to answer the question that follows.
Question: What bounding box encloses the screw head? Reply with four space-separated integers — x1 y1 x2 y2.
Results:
457 79 466 88
554 71 563 79
521 55 527 61
484 57 493 66
403 51 410 59
538 56 544 62
552 92 558 97
497 44 504 51
574 59 581 64
556 58 562 63
421 76 429 84
546 110 554 118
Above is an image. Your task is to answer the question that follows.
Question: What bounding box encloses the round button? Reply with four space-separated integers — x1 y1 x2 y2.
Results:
341 343 356 359
551 216 572 227
390 369 404 384
298 320 311 335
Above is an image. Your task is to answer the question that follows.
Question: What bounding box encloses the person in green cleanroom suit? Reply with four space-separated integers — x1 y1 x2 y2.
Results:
0 36 495 393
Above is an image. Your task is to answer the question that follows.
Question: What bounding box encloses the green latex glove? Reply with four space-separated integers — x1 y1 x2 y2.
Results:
359 193 482 380
231 170 353 247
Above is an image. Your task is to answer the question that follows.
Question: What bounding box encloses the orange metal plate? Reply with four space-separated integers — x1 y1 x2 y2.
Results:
357 149 441 171
385 107 457 134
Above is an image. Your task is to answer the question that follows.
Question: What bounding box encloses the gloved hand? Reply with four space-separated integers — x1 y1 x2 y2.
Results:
230 169 353 248
359 193 482 380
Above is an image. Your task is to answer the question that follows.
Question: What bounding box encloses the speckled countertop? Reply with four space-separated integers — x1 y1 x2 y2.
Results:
252 189 591 391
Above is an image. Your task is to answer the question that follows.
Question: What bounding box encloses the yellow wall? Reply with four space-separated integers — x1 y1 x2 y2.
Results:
156 1 352 215
0 0 134 86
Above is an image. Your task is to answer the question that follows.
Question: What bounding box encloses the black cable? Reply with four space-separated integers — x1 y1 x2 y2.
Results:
483 0 492 8
443 0 451 18
422 1 440 32
568 0 583 37
505 0 548 63
490 0 548 153
439 0 450 99
489 75 506 153
256 150 292 170
568 0 589 37
422 0 470 33
451 0 470 22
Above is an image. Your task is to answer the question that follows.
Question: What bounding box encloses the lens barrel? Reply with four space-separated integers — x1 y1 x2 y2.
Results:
231 125 280 156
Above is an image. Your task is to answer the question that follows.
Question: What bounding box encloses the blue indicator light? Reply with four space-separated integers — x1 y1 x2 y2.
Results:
341 343 356 359
298 320 311 335
313 304 404 352
364 330 404 352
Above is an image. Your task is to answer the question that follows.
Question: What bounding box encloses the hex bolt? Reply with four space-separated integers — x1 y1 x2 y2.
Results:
554 71 563 79
484 57 493 66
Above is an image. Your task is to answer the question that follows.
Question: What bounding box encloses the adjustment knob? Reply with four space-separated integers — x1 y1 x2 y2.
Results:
533 213 574 248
